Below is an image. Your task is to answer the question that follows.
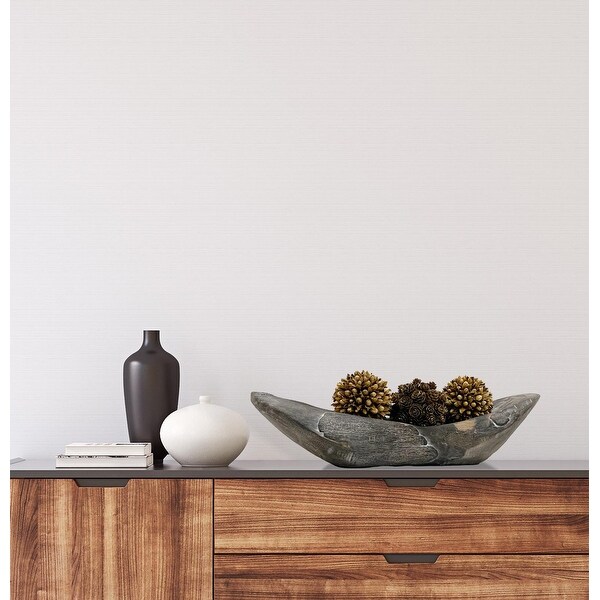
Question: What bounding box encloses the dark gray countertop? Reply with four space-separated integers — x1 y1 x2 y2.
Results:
10 458 589 479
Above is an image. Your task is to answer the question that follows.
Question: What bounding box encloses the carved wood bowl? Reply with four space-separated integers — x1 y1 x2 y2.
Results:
251 392 539 467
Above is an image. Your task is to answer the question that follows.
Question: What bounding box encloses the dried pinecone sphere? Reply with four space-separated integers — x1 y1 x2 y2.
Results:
332 371 392 418
443 375 493 422
390 378 448 426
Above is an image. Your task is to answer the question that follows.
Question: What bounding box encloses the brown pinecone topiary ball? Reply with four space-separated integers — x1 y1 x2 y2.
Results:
390 378 447 426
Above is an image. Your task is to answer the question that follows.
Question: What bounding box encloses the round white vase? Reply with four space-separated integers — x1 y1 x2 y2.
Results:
160 396 249 467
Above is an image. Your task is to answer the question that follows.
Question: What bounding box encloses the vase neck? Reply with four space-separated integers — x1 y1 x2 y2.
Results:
142 330 162 348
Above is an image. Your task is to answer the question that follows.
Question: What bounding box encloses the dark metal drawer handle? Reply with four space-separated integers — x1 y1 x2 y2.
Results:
384 554 439 564
75 479 130 488
384 478 439 487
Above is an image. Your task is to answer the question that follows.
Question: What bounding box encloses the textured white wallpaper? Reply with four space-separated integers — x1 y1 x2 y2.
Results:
11 0 588 460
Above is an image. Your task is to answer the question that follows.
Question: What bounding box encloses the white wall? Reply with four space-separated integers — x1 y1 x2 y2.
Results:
11 1 588 460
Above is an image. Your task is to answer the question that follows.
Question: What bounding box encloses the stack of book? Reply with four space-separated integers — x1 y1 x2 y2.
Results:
56 443 153 468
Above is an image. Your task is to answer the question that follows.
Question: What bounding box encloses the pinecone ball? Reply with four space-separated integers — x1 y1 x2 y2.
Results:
332 371 392 419
443 375 493 422
390 379 447 426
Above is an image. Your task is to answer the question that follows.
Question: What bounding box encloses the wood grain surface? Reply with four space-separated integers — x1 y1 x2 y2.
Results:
214 554 589 599
11 478 213 600
214 478 588 553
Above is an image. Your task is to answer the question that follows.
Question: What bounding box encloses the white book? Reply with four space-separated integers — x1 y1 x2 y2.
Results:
64 443 152 456
56 454 154 468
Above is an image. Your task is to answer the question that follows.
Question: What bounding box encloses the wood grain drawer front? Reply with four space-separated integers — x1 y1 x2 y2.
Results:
10 479 213 600
214 478 588 554
214 554 589 600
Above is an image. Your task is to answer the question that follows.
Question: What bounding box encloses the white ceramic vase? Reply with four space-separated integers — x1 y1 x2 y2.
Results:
160 396 249 467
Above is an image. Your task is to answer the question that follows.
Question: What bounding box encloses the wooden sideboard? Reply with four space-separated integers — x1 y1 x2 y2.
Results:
10 460 589 599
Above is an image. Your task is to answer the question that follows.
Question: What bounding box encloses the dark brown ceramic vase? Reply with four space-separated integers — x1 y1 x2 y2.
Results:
123 330 180 462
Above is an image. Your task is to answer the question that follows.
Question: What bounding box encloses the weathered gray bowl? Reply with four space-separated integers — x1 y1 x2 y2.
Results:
251 392 539 467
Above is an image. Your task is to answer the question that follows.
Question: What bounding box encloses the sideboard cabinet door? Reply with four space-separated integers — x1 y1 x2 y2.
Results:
11 479 212 600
